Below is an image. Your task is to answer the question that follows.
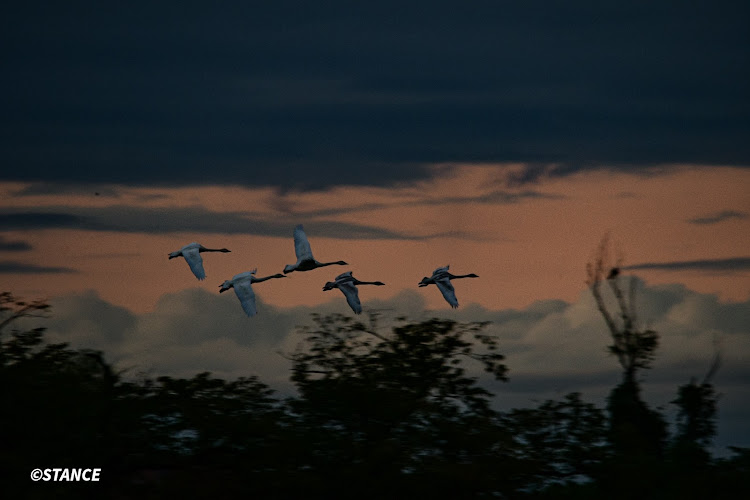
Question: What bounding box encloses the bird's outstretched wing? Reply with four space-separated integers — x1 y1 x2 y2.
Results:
435 277 458 308
338 281 362 314
182 247 206 280
233 278 257 317
293 225 314 261
433 265 450 276
335 271 353 281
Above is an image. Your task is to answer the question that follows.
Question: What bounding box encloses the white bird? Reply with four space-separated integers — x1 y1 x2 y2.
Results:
168 242 231 280
219 269 286 317
418 265 479 308
283 224 348 274
323 271 385 314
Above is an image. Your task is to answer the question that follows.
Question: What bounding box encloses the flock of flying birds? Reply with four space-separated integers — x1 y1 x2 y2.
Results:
168 224 479 317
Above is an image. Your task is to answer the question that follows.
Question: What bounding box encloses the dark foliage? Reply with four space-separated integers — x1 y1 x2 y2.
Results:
673 379 719 448
286 313 512 498
1 293 748 498
504 392 608 492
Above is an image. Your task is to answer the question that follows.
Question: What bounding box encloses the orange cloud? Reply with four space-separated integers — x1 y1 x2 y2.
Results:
1 165 748 313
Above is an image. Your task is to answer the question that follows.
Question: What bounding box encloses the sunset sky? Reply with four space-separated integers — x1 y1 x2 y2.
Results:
1 1 748 453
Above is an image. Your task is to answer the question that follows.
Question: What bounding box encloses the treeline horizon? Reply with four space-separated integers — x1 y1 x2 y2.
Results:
1 290 748 499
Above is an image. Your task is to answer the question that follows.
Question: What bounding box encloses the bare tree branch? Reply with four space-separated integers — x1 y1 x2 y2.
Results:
586 236 658 382
0 293 51 335
703 334 722 385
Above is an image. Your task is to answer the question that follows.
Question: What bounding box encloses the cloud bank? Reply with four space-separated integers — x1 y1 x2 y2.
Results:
40 278 750 454
0 261 77 274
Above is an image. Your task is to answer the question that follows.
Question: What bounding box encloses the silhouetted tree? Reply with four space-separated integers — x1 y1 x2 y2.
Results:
286 312 510 498
586 236 667 496
673 345 721 450
661 343 723 499
714 447 750 498
503 392 608 495
586 237 659 385
4 289 747 498
0 293 118 498
112 372 293 498
0 291 51 365
673 380 718 449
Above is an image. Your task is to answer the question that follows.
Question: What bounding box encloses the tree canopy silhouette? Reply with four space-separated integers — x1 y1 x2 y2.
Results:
2 291 748 498
286 313 510 497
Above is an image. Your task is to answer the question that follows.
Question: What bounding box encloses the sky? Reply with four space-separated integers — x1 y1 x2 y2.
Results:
1 1 749 453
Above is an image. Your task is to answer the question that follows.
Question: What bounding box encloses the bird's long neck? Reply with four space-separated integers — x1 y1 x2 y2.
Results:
253 274 284 283
201 247 229 253
319 261 345 267
450 273 477 279
356 280 384 286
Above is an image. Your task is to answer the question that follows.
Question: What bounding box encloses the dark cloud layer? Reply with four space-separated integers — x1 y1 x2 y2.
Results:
0 261 76 274
0 207 443 240
0 213 84 230
688 210 748 225
0 236 32 252
278 188 561 219
1 1 748 189
625 257 750 272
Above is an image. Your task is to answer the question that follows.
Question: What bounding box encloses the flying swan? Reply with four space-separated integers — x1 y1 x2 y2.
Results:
168 242 231 280
283 224 348 274
323 271 385 314
418 265 478 308
219 269 286 317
